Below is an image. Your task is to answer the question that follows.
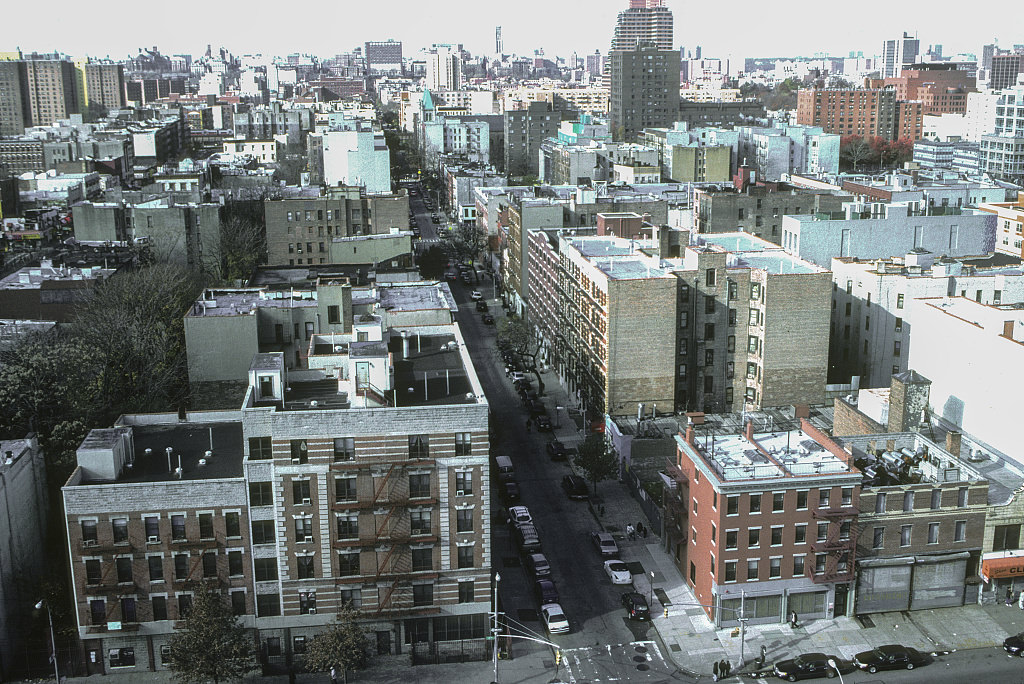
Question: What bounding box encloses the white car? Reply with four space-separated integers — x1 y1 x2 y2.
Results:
508 505 532 527
471 290 483 300
604 560 632 585
541 603 570 634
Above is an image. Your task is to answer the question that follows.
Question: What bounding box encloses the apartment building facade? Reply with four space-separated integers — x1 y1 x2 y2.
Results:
694 184 848 245
978 192 1024 258
796 88 898 140
609 43 681 143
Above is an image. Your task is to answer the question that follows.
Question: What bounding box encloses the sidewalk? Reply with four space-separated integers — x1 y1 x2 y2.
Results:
535 367 1018 679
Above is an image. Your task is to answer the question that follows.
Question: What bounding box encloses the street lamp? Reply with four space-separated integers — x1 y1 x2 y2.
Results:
648 571 655 608
554 406 564 429
827 658 845 684
35 599 59 682
492 572 501 684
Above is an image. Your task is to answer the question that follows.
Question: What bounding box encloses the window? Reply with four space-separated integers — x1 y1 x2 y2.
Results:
292 479 311 505
724 560 737 582
749 494 761 514
796 491 808 510
704 375 714 393
931 489 942 510
411 547 433 572
819 489 831 508
457 545 474 569
954 520 966 542
145 516 159 541
454 471 473 495
897 293 905 309
455 433 471 456
202 552 217 578
957 487 968 507
152 596 167 621
773 492 784 512
333 438 355 462
295 517 313 543
90 599 106 625
729 309 737 326
228 550 243 576
769 557 781 578
747 362 758 379
413 584 433 606
747 558 759 580
895 317 903 333
112 518 129 543
339 588 361 609
705 350 714 366
327 305 340 324
727 335 735 352
873 527 885 549
750 283 761 300
795 524 806 544
728 282 738 300
116 557 133 583
254 558 278 581
902 491 914 512
793 555 805 577
409 435 429 459
85 559 102 584
250 481 273 506
337 552 360 576
900 524 912 546
817 522 829 542
748 308 760 326
771 527 783 546
290 440 308 463
928 522 939 544
148 556 164 582
693 499 699 516
705 269 716 286
337 513 358 539
174 554 189 580
456 508 474 533
199 513 214 539
748 528 760 548
704 323 715 340
178 594 193 618
725 529 738 549
874 493 886 513
248 437 272 460
814 554 826 575
222 511 240 538
893 340 901 357
296 555 315 579
336 476 357 501
727 496 739 515
410 473 431 498
251 520 275 545
705 295 716 314
171 515 186 541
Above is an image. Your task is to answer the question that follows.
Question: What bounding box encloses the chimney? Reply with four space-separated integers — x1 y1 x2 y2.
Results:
745 420 755 441
685 426 695 445
1003 320 1015 339
401 330 409 358
946 430 962 457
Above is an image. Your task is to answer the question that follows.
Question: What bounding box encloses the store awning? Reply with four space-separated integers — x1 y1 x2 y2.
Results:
982 555 1024 581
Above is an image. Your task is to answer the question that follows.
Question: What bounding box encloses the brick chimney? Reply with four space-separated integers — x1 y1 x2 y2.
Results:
946 430 962 457
887 370 931 432
744 420 755 441
685 425 695 445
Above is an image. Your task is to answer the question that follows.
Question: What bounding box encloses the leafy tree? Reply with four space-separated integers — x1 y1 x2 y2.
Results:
840 135 873 171
496 317 544 391
166 584 257 684
418 245 447 280
573 433 619 495
304 604 370 684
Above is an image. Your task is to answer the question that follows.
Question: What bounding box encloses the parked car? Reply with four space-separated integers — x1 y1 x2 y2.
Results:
773 653 844 681
562 475 589 500
591 531 619 557
482 313 495 325
620 592 650 620
534 579 559 605
500 480 520 503
507 505 532 527
535 415 553 431
853 645 926 673
524 553 551 580
541 603 570 634
509 371 526 383
1005 632 1024 656
604 560 632 584
547 440 570 461
476 299 488 311
446 272 458 281
515 522 541 553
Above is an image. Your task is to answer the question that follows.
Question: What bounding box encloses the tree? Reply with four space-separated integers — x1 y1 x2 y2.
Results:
573 433 619 495
496 317 544 391
304 604 370 684
417 245 447 280
840 135 873 171
448 221 488 267
165 584 257 684
218 215 266 283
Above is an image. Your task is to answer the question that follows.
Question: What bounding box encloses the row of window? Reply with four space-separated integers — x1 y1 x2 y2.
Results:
873 487 970 512
80 512 241 545
285 209 363 222
710 488 855 516
250 506 474 546
719 553 836 582
249 434 474 462
85 549 246 585
697 521 851 549
872 520 968 548
248 470 472 507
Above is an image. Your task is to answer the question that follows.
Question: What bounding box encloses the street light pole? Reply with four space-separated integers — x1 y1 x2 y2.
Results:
827 658 845 684
738 589 747 671
35 600 59 682
555 406 564 429
649 571 655 608
492 572 501 684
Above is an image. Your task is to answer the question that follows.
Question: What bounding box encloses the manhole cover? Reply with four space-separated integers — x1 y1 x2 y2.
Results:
635 646 649 654
636 664 650 671
633 656 646 663
670 644 682 653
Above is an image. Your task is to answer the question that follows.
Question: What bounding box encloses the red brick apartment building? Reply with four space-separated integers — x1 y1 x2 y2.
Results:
665 420 862 626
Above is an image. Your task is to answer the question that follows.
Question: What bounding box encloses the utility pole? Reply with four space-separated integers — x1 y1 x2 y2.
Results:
739 589 747 671
492 572 501 684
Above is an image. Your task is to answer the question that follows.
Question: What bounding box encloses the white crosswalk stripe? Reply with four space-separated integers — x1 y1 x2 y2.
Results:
559 640 675 682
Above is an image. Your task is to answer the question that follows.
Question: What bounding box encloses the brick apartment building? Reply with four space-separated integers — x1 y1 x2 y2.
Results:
666 420 861 626
64 288 492 674
796 88 897 140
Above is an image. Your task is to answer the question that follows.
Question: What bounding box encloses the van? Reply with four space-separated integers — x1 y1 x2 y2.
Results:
494 455 515 482
516 522 541 553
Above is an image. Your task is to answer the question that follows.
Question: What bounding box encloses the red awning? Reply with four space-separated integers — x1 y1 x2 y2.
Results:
982 556 1024 580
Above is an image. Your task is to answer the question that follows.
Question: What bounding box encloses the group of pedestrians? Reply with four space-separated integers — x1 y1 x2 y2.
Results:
625 521 649 540
712 658 732 680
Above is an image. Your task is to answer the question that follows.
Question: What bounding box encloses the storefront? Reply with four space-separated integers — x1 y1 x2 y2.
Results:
856 552 969 613
981 550 1024 604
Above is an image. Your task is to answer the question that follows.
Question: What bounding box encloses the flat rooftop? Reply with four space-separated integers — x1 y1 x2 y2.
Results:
680 428 854 482
568 236 659 258
0 263 115 290
378 282 457 313
732 252 822 275
590 256 672 280
693 232 780 253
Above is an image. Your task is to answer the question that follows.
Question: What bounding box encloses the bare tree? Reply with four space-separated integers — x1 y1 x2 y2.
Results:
218 215 266 283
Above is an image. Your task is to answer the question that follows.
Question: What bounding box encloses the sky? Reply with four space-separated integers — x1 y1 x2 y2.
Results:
1 0 1018 64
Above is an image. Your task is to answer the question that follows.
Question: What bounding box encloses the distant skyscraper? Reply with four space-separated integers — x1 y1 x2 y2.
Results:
426 45 462 91
0 61 30 136
610 0 674 52
882 32 920 78
609 42 681 142
496 26 503 56
364 40 403 74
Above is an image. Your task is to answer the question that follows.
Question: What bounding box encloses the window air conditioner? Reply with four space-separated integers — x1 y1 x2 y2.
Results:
302 498 311 505
456 490 466 497
83 539 98 547
291 458 301 464
148 535 159 543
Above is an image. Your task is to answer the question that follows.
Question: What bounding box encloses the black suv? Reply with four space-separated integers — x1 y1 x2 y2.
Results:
562 475 589 500
853 645 926 673
773 653 844 681
621 592 650 620
547 440 570 461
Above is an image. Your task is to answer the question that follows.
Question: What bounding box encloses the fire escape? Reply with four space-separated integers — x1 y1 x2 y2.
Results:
807 506 858 584
662 458 689 565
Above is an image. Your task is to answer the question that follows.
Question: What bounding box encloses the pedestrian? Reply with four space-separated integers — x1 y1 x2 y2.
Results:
790 610 799 628
722 658 731 677
713 660 719 681
759 644 767 668
1009 586 1016 606
626 523 635 540
636 521 644 538
641 523 649 538
330 665 338 684
1018 590 1024 611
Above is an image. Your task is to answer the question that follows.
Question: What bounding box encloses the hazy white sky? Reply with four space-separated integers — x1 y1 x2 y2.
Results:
1 0 1016 63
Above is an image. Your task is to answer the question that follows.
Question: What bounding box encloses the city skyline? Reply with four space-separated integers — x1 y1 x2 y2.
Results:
3 0 1019 66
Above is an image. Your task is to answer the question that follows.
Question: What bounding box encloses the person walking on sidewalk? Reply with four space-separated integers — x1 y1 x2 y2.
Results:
330 665 338 684
1018 589 1024 611
626 523 636 540
713 660 719 681
722 658 731 677
1007 586 1014 606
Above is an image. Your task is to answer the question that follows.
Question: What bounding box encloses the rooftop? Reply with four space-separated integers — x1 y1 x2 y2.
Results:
378 282 457 313
0 260 115 290
731 252 822 275
693 232 781 253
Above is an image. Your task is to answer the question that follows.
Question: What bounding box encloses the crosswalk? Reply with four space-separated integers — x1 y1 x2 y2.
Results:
559 640 676 683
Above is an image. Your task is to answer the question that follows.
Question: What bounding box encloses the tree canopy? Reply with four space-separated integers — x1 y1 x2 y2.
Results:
496 317 544 390
574 433 619 494
304 604 370 683
165 584 257 684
